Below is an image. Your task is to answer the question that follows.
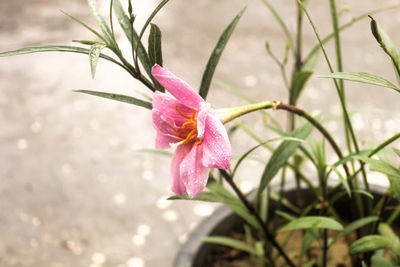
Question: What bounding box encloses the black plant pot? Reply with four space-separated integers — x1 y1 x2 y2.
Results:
173 183 399 267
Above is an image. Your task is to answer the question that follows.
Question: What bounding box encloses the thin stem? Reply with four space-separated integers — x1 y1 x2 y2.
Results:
219 169 296 267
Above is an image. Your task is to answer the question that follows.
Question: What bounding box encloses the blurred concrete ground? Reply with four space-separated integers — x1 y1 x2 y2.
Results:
0 0 399 267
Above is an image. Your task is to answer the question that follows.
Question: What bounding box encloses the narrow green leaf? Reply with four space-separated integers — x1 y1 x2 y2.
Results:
135 0 169 74
349 235 391 255
61 10 107 44
331 165 351 197
75 90 152 109
199 7 246 99
275 210 296 221
168 191 222 202
257 122 313 196
370 16 400 85
89 43 106 78
357 156 400 178
148 23 163 66
352 189 374 200
379 223 400 257
206 181 262 231
330 216 379 246
290 70 313 103
279 216 343 232
112 0 155 87
170 178 260 230
320 72 400 92
202 236 258 255
88 0 116 47
0 45 127 70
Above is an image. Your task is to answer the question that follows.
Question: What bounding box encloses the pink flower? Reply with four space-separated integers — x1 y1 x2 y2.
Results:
151 64 231 198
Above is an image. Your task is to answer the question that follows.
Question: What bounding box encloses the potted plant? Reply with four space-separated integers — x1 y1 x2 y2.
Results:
1 0 400 266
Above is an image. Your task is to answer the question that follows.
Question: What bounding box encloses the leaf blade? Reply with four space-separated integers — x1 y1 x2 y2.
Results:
199 7 246 99
320 72 400 92
279 216 344 232
202 236 258 255
148 23 163 67
89 43 107 78
75 90 152 109
349 235 391 255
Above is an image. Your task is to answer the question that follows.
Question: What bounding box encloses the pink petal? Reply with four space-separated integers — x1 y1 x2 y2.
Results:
179 144 210 198
170 145 189 195
197 102 211 138
201 114 231 169
152 91 195 127
152 65 204 109
152 110 181 149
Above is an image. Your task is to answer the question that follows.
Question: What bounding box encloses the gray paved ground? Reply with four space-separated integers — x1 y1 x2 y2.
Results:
1 1 400 267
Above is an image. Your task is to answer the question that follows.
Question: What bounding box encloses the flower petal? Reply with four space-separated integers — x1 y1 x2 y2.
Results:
197 102 211 139
152 65 204 109
201 114 231 169
179 144 210 198
152 110 181 149
152 91 194 126
170 145 188 195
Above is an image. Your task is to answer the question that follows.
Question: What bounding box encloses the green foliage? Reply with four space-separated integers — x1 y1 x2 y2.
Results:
89 43 107 78
202 236 261 256
148 24 163 67
279 216 343 232
199 7 246 99
75 90 152 109
370 16 400 85
257 122 313 196
320 72 400 92
349 235 391 255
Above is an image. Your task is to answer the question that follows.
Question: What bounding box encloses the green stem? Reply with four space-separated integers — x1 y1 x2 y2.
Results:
217 101 274 124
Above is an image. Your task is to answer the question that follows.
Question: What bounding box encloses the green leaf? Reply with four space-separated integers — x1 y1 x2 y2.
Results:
371 253 393 267
148 23 163 67
88 0 116 47
330 216 379 246
331 165 351 197
290 70 314 104
349 235 391 255
199 7 246 99
0 45 128 70
112 0 153 79
370 16 400 85
320 72 400 92
379 223 400 257
352 189 374 200
89 43 107 78
206 181 262 231
75 90 152 109
61 10 107 43
202 236 259 255
257 122 313 196
357 156 400 179
279 216 343 232
135 0 169 74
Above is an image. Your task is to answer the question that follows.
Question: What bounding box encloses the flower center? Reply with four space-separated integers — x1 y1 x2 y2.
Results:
175 105 202 145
